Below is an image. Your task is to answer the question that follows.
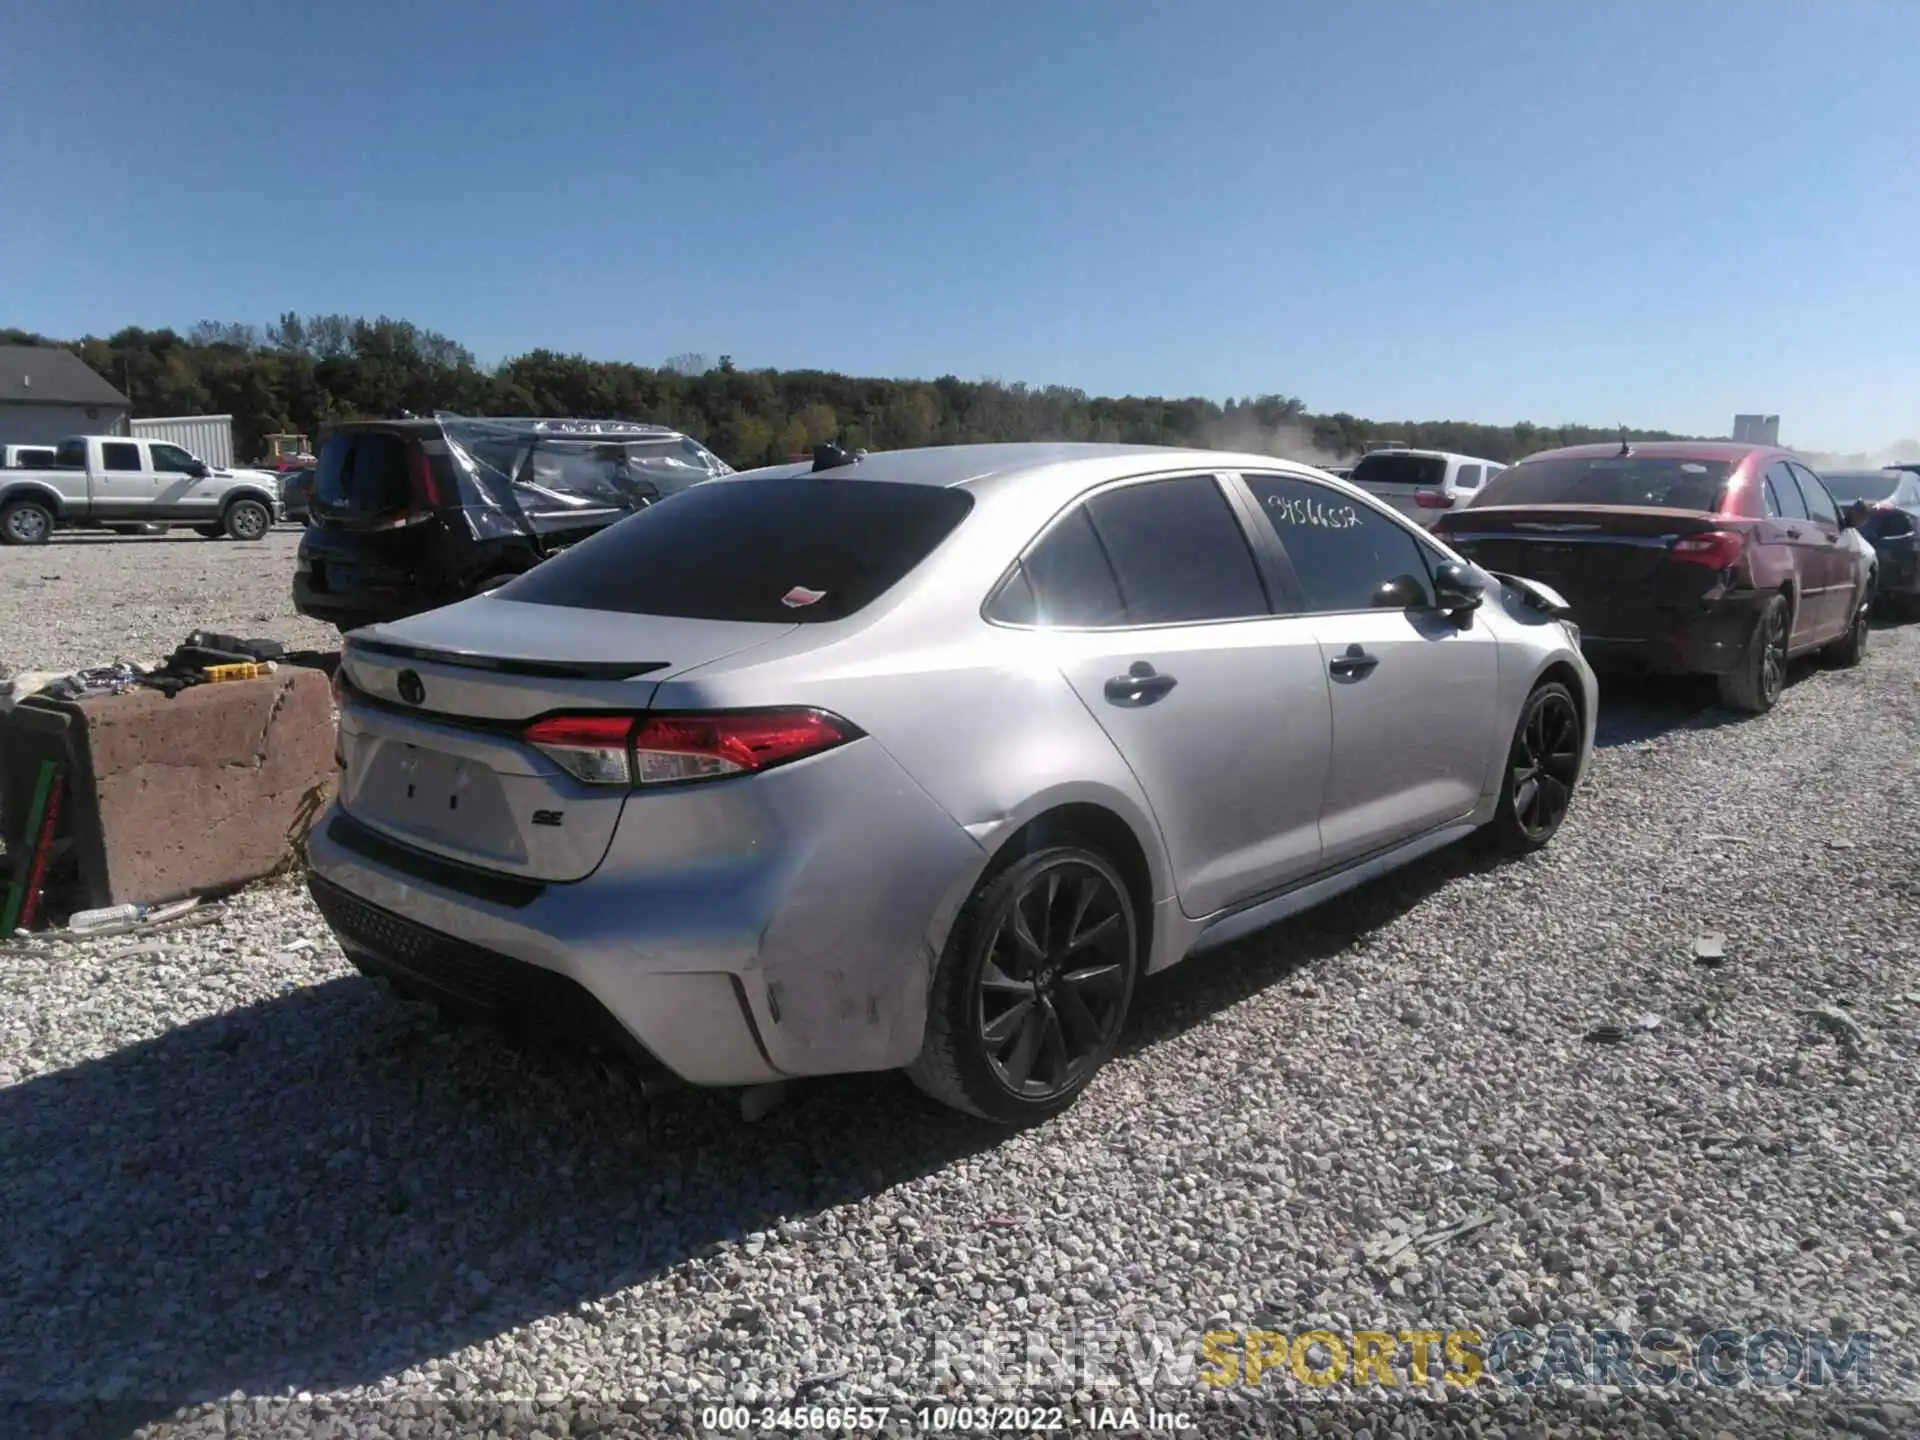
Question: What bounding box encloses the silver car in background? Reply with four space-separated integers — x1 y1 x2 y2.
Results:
307 443 1597 1123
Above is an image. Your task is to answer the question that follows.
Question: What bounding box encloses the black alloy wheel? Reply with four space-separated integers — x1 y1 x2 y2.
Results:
975 859 1133 1102
1718 594 1792 715
1489 681 1582 854
910 845 1140 1123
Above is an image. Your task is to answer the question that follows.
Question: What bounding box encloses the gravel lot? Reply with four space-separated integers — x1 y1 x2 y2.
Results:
3 535 1919 1438
0 528 335 677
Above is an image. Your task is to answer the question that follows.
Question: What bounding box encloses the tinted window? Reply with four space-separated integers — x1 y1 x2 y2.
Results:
8 447 54 468
1243 473 1436 612
1767 462 1809 520
1004 507 1127 626
1083 476 1269 625
1454 464 1484 490
1791 463 1840 525
1349 452 1447 491
1760 474 1783 518
1819 472 1900 505
316 433 413 511
101 442 142 472
151 443 198 473
55 439 84 468
1477 455 1733 512
503 476 974 623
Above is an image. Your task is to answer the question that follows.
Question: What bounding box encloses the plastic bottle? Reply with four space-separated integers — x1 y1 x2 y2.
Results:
68 903 149 932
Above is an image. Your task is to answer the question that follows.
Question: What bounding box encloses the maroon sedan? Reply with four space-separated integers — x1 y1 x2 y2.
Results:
1434 442 1877 713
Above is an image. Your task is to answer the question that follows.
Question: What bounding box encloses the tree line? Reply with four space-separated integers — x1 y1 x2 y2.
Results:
1 314 1696 468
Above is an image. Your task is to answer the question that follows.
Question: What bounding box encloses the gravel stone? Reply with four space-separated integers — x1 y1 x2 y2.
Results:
3 540 1920 1438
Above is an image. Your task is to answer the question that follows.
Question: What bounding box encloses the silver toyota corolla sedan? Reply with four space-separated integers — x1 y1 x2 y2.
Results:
308 443 1597 1123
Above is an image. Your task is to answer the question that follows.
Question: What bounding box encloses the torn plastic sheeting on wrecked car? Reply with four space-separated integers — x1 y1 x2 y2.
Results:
432 412 735 545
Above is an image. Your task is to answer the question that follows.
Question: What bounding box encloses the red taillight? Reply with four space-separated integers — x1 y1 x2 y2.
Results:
1413 489 1455 509
1669 530 1745 569
408 441 443 508
522 709 859 787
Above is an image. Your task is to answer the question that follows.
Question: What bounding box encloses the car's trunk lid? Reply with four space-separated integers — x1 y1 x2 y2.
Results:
336 598 797 883
1438 505 1735 629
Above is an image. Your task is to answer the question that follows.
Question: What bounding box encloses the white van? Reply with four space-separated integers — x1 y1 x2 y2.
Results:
1347 446 1506 527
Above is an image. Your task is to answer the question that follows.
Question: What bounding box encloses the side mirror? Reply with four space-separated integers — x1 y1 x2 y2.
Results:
189 460 209 478
1841 499 1871 531
1431 560 1488 613
1370 574 1430 610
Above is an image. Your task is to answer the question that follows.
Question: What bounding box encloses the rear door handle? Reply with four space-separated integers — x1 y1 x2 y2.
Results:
1785 527 1802 539
1104 661 1177 707
1329 645 1380 678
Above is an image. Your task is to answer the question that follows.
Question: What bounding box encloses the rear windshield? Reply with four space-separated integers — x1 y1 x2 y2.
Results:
1475 455 1734 512
500 476 975 623
1819 472 1899 504
316 433 412 510
1349 453 1447 490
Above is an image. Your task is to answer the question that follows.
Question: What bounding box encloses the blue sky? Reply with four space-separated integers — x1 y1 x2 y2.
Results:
4 1 1916 450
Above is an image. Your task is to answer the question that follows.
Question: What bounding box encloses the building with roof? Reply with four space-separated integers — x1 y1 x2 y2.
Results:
0 345 131 444
1732 413 1781 446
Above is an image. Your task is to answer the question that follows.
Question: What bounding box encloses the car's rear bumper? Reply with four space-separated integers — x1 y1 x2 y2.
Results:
304 739 988 1088
1578 592 1771 676
1872 539 1920 595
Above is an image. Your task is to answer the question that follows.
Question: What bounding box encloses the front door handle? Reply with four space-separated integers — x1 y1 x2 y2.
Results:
1329 644 1380 679
1104 661 1177 707
1785 527 1802 539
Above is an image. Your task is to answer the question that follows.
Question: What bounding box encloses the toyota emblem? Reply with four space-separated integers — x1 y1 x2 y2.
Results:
396 669 426 706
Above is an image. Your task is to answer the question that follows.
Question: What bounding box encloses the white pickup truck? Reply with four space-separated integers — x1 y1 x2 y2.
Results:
0 435 283 545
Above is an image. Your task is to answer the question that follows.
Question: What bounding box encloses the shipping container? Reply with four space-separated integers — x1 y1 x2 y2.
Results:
130 414 235 469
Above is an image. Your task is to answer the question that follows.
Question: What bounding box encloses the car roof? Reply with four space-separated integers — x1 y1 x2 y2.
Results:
1353 448 1502 464
1518 440 1770 465
718 441 1338 494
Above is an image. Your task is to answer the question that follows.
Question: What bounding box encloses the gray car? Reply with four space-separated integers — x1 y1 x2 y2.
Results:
307 443 1597 1123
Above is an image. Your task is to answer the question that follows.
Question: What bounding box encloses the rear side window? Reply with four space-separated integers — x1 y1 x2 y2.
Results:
994 507 1127 626
317 433 413 511
1477 456 1733 512
990 476 1270 627
1767 462 1810 520
1084 476 1269 625
101 442 142 471
1349 453 1447 491
1790 463 1840 525
1243 473 1436 613
502 476 974 623
55 439 84 468
1454 464 1484 491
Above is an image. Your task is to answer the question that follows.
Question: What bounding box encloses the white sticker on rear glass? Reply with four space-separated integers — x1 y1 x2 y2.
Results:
1680 464 1707 472
782 585 828 609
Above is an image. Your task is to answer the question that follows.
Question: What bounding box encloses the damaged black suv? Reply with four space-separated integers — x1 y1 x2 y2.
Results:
292 414 733 631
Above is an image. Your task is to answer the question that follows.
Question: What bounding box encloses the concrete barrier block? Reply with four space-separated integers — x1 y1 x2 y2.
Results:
81 669 337 905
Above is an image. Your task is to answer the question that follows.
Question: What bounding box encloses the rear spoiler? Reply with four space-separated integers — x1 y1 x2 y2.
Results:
1487 571 1574 618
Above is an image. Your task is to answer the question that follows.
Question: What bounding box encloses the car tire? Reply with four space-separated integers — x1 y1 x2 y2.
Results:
1485 680 1583 855
194 524 224 539
1823 578 1873 668
0 498 55 546
1716 593 1791 714
908 845 1139 1124
222 498 273 542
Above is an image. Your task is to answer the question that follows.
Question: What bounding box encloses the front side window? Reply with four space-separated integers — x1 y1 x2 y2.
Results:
1242 473 1436 613
101 442 142 472
151 443 198 473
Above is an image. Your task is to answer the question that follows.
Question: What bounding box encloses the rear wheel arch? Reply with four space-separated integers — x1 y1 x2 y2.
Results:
0 484 65 518
969 802 1158 966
